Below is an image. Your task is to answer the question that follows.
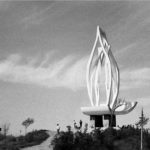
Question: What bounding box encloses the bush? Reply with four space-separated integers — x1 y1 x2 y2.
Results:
0 129 49 150
23 130 49 145
52 126 150 150
5 135 17 142
20 130 49 148
0 133 5 141
0 142 19 150
52 131 74 150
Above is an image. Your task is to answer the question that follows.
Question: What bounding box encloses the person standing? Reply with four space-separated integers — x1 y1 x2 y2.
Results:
79 120 82 128
56 124 60 134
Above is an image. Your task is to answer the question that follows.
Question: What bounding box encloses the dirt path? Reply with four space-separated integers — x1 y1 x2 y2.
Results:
21 131 56 150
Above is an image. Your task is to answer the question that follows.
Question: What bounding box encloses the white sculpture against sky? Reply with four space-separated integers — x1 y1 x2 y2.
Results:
81 26 137 116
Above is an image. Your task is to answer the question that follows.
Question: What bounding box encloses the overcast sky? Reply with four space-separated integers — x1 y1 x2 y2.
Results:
0 1 150 134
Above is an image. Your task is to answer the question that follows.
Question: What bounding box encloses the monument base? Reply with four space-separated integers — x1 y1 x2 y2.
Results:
90 114 116 128
81 102 137 116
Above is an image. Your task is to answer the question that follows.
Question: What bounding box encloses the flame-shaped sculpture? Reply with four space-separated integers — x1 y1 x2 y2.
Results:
81 26 137 115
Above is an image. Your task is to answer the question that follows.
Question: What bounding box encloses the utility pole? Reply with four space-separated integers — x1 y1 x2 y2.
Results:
141 108 143 150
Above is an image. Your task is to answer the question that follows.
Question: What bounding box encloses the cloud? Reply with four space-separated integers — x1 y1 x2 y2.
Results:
115 43 136 57
20 3 54 28
120 67 150 90
0 1 12 11
0 52 149 92
0 53 87 90
137 97 150 108
61 56 88 90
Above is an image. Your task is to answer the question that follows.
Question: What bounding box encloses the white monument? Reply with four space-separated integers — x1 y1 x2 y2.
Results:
81 26 137 127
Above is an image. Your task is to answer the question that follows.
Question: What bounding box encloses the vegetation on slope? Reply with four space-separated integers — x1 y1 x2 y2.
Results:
0 129 49 150
52 125 150 150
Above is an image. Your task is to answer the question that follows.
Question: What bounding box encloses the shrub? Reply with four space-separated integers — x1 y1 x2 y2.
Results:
0 142 19 150
20 130 49 147
51 125 150 150
0 129 49 149
52 131 74 150
0 133 5 141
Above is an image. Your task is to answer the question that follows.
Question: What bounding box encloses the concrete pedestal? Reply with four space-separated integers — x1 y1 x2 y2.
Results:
90 114 116 128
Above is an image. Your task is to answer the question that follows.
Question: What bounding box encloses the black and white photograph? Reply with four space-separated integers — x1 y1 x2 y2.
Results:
0 1 150 150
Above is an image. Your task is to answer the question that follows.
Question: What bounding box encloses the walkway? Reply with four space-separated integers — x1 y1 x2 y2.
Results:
21 131 56 150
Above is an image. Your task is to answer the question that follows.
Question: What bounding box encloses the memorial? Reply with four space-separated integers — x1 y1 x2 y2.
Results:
81 26 137 127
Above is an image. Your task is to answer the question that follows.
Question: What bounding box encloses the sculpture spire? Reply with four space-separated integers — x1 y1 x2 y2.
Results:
86 26 119 108
81 26 137 119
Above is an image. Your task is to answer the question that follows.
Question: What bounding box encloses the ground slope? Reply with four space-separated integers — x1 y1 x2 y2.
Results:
21 131 55 150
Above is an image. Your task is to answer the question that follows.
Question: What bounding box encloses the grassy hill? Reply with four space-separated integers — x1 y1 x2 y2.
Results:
0 129 49 150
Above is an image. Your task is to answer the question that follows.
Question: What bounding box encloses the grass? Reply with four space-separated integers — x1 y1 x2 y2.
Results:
0 129 49 150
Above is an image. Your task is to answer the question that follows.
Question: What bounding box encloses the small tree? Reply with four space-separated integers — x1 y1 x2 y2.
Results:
109 98 125 127
22 118 34 135
135 108 149 150
1 122 10 136
136 108 149 127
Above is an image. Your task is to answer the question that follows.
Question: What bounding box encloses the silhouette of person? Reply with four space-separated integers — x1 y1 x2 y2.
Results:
79 120 82 128
56 124 60 134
